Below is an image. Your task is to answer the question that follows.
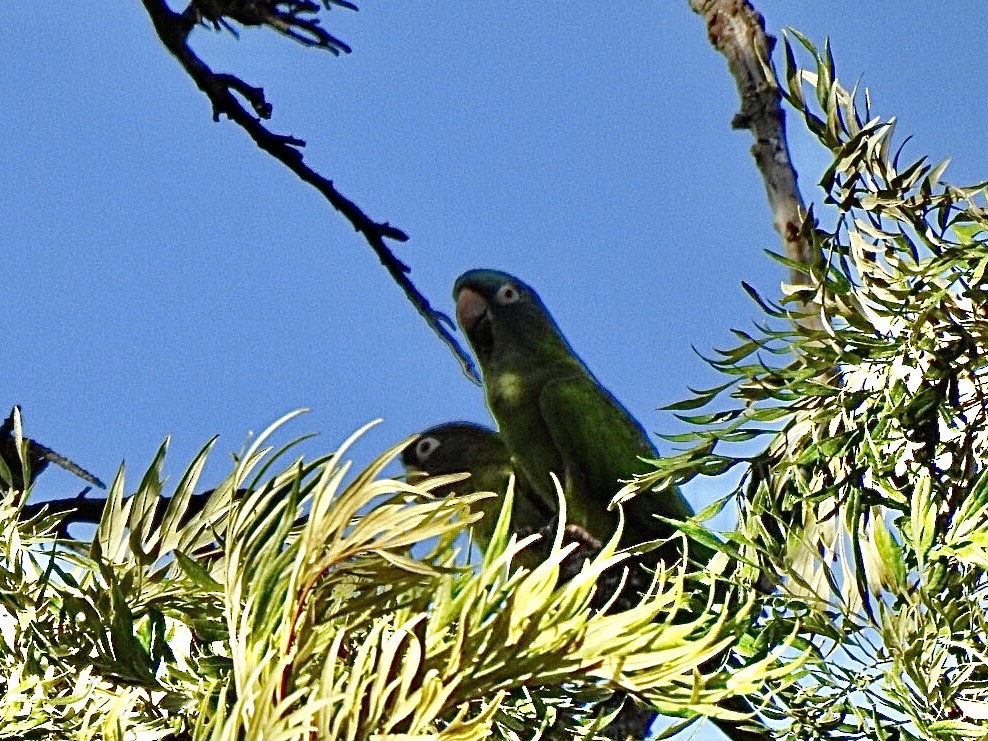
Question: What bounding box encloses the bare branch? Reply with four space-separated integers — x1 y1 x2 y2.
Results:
140 0 480 383
20 494 106 539
1 406 105 492
19 488 230 540
185 0 353 54
688 0 821 328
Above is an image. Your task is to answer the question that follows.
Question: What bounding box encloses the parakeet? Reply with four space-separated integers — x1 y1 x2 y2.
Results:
401 421 555 564
404 422 656 739
452 269 701 569
453 270 768 741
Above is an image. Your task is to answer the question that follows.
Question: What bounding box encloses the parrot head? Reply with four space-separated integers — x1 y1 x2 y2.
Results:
401 421 509 477
453 269 573 368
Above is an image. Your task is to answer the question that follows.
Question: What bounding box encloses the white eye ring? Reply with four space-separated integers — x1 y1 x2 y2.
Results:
496 284 520 304
415 436 441 462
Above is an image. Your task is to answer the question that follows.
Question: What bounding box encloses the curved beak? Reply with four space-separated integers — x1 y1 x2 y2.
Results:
455 287 489 333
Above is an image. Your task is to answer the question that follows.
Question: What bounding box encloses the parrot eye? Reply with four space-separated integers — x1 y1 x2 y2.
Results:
415 436 441 462
495 284 520 305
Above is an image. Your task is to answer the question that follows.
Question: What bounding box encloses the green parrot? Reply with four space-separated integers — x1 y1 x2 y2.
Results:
401 421 556 565
452 269 703 569
404 422 657 739
453 270 768 741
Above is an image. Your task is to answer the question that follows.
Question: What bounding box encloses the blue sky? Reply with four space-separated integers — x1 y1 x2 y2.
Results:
4 3 986 738
4 1 986 520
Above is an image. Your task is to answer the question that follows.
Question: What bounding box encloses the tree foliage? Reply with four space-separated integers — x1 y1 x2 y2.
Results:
7 6 988 739
640 32 988 740
0 411 795 740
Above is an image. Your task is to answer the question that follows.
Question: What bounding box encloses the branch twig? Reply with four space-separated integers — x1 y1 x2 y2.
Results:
1 407 106 493
186 0 355 54
688 0 821 329
140 0 479 382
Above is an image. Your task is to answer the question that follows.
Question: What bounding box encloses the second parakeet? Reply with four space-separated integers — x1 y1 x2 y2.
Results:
401 421 555 565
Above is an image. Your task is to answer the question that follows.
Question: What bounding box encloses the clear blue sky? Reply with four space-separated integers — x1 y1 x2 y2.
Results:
4 0 986 527
4 3 986 738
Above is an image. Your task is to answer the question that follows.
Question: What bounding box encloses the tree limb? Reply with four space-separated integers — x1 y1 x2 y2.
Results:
20 488 239 540
0 407 106 494
20 495 111 539
688 0 822 328
139 0 479 382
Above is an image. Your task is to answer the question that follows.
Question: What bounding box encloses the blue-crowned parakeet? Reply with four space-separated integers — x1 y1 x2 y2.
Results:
452 269 700 569
452 270 766 741
401 421 555 565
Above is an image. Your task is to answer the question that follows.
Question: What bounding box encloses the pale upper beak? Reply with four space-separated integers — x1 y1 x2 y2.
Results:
455 287 488 333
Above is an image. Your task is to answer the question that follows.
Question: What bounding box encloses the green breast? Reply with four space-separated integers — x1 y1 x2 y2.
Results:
486 371 563 517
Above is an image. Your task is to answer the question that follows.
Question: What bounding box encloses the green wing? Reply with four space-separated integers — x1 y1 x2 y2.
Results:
538 373 694 547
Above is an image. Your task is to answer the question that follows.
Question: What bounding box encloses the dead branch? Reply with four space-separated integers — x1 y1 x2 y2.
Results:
139 0 479 382
688 0 821 328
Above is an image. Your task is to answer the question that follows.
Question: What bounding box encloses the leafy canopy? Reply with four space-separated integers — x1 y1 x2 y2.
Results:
0 410 791 740
640 31 988 741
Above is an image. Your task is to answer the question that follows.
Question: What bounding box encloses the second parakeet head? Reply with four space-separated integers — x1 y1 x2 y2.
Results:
402 421 553 562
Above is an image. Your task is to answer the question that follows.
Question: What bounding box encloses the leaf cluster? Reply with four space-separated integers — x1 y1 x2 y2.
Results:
640 31 988 741
0 412 794 740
